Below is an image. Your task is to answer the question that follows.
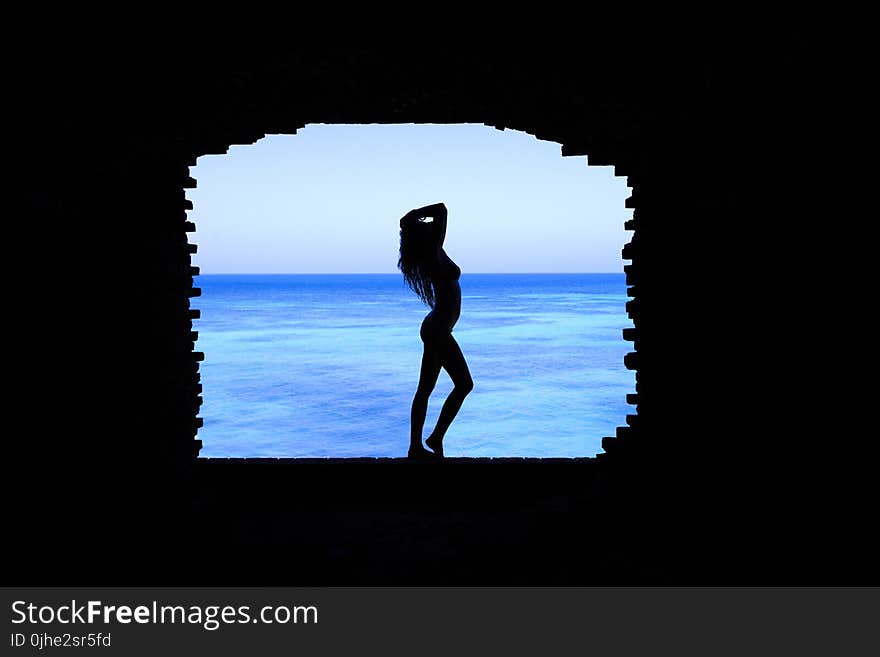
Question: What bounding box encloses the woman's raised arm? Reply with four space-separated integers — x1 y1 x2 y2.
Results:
414 202 448 246
400 203 448 245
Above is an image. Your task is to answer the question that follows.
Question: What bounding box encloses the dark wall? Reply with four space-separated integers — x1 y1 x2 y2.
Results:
13 35 866 584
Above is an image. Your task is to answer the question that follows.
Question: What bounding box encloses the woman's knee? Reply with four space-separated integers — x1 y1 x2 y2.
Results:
413 386 433 403
456 376 474 396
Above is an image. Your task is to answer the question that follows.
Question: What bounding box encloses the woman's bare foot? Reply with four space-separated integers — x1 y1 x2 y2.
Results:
425 435 444 459
407 444 438 460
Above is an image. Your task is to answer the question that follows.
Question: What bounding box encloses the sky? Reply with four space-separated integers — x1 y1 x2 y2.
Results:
186 124 632 274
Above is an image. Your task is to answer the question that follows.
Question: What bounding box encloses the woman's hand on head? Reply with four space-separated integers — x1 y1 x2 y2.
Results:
400 209 423 227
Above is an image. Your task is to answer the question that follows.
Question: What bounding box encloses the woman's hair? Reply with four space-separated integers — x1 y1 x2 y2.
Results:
398 222 436 308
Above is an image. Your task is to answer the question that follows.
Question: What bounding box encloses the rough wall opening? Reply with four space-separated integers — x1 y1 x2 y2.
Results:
185 124 635 458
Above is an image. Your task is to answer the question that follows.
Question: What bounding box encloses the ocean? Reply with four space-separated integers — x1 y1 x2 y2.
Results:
194 274 634 458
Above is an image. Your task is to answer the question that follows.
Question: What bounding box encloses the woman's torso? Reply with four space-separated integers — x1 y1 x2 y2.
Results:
426 248 461 329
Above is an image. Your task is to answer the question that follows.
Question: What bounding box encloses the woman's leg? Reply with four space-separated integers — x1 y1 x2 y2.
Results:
425 334 473 457
409 341 442 456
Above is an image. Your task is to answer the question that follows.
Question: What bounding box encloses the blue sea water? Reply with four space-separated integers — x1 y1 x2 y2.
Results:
194 274 634 458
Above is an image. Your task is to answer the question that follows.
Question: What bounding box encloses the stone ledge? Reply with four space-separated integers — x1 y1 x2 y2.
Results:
195 457 601 509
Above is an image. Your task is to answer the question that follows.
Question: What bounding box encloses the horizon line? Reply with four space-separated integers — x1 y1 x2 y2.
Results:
196 271 626 276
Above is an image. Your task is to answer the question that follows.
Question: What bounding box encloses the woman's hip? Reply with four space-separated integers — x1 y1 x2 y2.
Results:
420 314 454 343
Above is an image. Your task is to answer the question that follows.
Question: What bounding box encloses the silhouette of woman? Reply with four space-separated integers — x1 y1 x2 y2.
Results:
399 203 473 460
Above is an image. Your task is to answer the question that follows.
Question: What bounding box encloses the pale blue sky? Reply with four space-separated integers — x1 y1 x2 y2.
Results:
186 124 632 273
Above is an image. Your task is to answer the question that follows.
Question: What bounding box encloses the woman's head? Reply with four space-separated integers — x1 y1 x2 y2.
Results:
398 220 436 308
